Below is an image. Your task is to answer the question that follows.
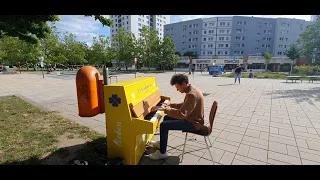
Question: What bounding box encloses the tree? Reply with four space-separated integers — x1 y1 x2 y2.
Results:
285 44 300 74
298 19 320 65
87 35 112 66
0 15 112 44
62 33 89 68
112 28 138 70
0 36 41 70
158 36 180 70
40 25 67 68
183 51 196 56
263 50 272 71
137 26 161 70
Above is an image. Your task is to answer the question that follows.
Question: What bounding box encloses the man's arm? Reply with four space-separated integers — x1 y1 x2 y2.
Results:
163 94 197 120
169 102 183 109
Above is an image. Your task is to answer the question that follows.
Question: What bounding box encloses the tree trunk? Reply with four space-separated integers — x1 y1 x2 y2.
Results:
26 62 29 71
290 61 293 74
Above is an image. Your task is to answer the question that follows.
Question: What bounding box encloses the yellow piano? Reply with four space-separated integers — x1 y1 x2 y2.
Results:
104 76 170 165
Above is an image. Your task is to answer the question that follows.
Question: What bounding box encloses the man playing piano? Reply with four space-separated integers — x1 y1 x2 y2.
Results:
148 73 205 160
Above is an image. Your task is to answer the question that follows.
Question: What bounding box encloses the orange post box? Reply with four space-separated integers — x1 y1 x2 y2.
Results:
76 66 103 117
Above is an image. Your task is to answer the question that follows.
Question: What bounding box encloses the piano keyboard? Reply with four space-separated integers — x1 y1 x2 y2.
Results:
150 110 162 123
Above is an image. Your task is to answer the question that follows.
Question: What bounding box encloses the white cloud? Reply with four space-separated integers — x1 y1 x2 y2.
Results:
55 15 109 45
171 15 312 23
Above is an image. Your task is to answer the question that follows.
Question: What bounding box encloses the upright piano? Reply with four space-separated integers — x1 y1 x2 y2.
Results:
104 76 170 165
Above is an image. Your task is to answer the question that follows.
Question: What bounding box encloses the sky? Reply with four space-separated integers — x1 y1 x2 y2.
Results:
55 15 312 46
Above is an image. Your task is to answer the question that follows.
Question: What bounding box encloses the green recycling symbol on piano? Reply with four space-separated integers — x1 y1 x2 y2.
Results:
109 94 122 107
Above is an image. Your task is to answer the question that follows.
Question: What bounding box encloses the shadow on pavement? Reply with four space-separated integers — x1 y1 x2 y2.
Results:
266 87 320 105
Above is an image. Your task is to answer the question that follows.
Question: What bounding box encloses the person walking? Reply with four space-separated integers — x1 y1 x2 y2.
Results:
234 64 244 84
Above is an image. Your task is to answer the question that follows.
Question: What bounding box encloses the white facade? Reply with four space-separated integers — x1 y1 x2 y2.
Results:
109 15 170 41
201 17 233 56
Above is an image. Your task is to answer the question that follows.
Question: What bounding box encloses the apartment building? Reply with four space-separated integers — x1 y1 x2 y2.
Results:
311 15 320 21
164 16 312 57
165 19 202 56
109 15 170 41
273 18 312 56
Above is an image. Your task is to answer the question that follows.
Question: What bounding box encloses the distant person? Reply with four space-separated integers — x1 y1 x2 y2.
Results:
248 70 254 78
234 64 244 84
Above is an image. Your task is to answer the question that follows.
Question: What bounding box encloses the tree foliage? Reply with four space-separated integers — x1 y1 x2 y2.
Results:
0 15 112 44
298 19 320 65
87 35 113 65
263 50 272 70
285 44 300 74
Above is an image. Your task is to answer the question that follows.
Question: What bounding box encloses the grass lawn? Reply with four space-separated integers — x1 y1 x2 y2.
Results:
0 96 107 165
221 72 308 80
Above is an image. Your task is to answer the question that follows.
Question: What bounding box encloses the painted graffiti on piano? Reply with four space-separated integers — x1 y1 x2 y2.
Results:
113 121 122 147
136 82 154 95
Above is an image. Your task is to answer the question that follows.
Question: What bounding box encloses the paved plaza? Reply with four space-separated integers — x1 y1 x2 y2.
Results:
1 71 320 165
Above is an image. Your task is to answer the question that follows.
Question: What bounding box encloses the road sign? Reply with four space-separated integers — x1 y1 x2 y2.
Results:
40 56 44 68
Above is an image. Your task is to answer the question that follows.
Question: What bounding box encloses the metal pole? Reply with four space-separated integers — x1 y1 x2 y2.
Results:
42 67 44 78
103 65 108 85
106 67 109 85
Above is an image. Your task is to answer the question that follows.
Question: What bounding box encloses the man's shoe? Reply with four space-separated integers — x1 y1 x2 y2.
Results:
148 150 168 160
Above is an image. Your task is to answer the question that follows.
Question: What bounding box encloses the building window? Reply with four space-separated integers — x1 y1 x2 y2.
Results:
138 23 141 26
209 37 214 41
189 45 191 48
220 22 225 26
225 51 228 55
284 45 287 48
203 38 207 41
218 51 222 55
227 22 230 26
203 51 206 55
218 44 224 48
183 28 186 31
183 42 186 44
226 30 230 33
280 37 284 41
225 44 229 47
204 23 207 27
209 30 214 34
138 18 141 21
208 44 213 48
257 33 260 36
226 37 229 40
266 45 270 48
264 30 267 34
240 51 244 54
237 21 242 25
204 31 207 34
236 29 243 33
236 44 240 48
183 35 186 38
244 22 247 25
242 44 244 47
286 38 288 41
262 44 265 47
219 37 225 41
268 30 272 34
203 45 206 48
255 47 259 50
189 38 191 41
278 52 282 55
219 30 225 33
171 28 173 31
267 38 271 41
127 21 129 25
127 27 129 30
242 37 245 40
263 37 266 41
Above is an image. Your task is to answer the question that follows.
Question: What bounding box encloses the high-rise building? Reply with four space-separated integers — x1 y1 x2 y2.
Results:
164 16 312 57
273 18 312 56
109 15 170 41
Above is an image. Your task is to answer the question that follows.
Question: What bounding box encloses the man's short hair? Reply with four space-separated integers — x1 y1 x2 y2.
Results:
170 74 189 86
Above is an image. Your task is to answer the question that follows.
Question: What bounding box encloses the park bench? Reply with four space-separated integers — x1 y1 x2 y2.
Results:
307 76 320 83
286 76 303 83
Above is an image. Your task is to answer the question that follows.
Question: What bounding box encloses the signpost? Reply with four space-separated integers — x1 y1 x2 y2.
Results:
134 57 137 78
40 56 44 78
